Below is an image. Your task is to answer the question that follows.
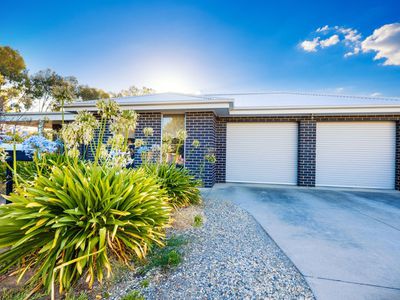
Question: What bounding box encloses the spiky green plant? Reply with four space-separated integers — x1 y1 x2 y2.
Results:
0 163 171 296
143 163 201 208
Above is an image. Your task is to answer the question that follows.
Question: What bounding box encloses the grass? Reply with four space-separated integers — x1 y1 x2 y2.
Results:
140 279 150 288
65 292 89 300
121 290 145 300
140 235 187 273
0 288 45 300
193 214 203 227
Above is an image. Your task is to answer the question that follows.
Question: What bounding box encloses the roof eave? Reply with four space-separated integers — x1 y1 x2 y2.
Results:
230 105 400 116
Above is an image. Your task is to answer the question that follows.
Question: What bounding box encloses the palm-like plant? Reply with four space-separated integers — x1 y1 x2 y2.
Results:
0 163 171 296
143 163 201 208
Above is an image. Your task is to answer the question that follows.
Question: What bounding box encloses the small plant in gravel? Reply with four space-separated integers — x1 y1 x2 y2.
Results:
65 291 89 300
142 235 187 272
193 214 203 227
121 290 145 300
140 279 150 288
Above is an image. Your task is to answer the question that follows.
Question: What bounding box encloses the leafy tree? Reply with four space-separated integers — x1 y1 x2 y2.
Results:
0 46 30 111
77 85 110 100
30 69 78 112
111 85 155 97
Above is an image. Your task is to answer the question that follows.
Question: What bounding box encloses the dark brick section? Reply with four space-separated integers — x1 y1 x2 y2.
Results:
134 113 162 165
396 121 400 190
185 112 216 187
298 120 316 186
216 118 227 183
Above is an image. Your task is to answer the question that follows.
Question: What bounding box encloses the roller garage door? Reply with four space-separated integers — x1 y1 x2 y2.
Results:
226 122 298 184
316 122 396 189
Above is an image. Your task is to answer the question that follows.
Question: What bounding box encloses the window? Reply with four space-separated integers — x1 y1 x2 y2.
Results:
162 114 185 165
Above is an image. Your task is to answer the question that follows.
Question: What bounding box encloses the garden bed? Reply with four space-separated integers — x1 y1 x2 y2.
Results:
107 194 314 300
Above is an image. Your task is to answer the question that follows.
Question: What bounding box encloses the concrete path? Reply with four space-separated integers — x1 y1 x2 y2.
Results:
207 183 400 300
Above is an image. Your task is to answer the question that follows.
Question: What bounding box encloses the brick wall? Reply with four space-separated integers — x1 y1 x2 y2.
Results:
216 118 226 183
133 112 162 165
396 121 400 190
185 112 216 187
88 112 400 190
298 120 316 186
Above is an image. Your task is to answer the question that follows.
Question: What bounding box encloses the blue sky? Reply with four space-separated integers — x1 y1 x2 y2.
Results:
1 0 399 97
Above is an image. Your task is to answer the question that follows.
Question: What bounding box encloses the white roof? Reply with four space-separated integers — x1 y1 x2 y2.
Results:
70 92 232 106
0 112 76 123
206 92 400 107
65 92 233 115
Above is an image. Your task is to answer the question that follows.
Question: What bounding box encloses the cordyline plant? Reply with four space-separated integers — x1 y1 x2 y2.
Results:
0 99 172 298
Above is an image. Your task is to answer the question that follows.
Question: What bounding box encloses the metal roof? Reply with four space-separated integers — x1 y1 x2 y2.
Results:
68 92 232 107
206 92 400 107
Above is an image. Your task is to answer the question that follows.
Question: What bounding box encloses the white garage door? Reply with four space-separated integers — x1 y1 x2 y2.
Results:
226 123 298 184
316 122 396 189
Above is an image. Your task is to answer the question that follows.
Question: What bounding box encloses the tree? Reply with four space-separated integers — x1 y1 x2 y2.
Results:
111 85 155 98
0 46 29 111
77 85 110 100
30 69 79 112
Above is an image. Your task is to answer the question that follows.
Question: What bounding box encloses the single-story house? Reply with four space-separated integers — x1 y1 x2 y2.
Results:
3 92 400 190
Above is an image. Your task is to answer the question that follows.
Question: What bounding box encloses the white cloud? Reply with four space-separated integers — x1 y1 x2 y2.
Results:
370 92 383 97
300 37 320 52
361 23 400 66
320 35 340 48
300 23 400 66
338 27 362 42
344 47 360 57
316 25 329 32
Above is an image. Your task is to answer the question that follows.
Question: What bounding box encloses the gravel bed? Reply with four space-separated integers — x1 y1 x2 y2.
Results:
109 194 315 300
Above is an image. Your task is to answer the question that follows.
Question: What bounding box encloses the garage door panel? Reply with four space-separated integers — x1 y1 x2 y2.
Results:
226 123 298 184
316 122 395 189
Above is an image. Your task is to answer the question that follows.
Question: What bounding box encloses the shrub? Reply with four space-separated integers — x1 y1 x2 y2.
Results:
121 290 145 300
143 163 201 208
0 163 171 295
193 214 203 227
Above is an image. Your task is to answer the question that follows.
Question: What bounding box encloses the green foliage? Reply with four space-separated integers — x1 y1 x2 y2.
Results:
143 163 201 208
0 163 171 294
140 279 150 288
193 214 203 227
0 288 45 300
0 46 26 80
16 153 68 182
143 235 186 273
150 249 181 269
0 46 29 111
121 290 145 300
30 69 78 112
65 291 89 300
77 85 110 100
111 85 155 98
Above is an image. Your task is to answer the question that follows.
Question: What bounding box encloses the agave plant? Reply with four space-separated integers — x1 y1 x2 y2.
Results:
143 163 202 208
0 163 171 296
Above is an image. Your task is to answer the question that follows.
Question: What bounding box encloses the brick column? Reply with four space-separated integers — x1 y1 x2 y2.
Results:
134 113 162 165
298 120 316 186
185 112 216 187
395 121 400 190
216 118 226 183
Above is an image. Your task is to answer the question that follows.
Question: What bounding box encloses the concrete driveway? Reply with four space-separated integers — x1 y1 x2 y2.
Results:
206 183 400 300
